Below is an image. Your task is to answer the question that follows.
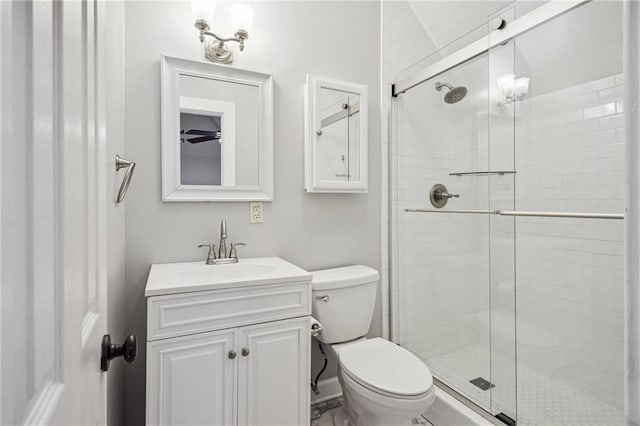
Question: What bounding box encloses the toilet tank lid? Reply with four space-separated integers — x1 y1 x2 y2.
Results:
311 265 379 291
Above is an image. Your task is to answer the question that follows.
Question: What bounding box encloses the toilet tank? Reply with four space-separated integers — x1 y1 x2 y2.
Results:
311 265 379 344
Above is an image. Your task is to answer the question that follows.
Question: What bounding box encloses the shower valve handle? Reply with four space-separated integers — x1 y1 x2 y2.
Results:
429 184 459 208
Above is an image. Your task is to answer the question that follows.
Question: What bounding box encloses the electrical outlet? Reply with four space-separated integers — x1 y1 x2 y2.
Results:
249 202 263 224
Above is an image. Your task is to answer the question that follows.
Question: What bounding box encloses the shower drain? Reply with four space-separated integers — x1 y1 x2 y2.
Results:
469 377 495 391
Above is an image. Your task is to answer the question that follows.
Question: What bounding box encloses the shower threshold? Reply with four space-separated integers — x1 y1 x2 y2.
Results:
431 377 505 425
433 379 513 426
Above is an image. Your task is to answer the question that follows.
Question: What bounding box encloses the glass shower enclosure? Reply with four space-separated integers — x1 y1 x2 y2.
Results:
391 1 624 424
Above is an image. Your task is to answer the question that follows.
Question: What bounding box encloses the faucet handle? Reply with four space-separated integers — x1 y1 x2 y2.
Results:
229 242 246 259
198 243 217 264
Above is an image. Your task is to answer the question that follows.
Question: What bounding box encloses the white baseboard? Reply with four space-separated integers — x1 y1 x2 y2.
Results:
310 376 342 405
424 386 496 426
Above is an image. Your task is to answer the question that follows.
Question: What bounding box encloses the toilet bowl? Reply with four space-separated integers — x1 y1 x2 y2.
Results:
311 266 435 426
330 338 434 426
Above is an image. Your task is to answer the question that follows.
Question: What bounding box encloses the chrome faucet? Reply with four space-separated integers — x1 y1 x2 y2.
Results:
218 220 228 259
198 220 245 264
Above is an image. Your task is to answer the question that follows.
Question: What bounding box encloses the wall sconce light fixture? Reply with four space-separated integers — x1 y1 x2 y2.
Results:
497 74 530 106
191 0 254 64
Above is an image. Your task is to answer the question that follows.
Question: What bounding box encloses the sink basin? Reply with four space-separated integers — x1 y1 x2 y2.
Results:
145 257 312 297
183 263 275 281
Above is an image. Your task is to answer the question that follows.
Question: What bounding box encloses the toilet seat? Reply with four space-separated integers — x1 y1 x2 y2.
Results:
338 338 433 399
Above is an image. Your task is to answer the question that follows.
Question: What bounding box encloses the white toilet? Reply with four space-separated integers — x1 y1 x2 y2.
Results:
311 265 435 426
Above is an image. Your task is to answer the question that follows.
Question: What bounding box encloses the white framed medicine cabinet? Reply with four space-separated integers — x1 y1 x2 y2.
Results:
304 74 368 193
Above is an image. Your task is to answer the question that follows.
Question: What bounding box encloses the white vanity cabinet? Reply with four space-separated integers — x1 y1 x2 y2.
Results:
147 329 237 425
144 257 313 426
237 319 310 426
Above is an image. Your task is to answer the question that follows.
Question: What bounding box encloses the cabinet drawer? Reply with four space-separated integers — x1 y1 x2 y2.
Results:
147 281 310 341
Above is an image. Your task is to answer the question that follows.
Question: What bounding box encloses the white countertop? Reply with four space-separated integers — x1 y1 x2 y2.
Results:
144 256 312 297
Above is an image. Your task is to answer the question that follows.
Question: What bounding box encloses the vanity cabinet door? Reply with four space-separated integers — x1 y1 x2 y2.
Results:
146 329 237 426
237 317 310 426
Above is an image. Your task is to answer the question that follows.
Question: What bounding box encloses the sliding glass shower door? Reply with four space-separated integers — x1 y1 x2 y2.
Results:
394 44 509 415
393 1 624 424
505 1 624 424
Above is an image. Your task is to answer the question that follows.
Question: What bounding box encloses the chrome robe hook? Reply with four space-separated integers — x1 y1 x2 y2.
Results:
115 154 136 203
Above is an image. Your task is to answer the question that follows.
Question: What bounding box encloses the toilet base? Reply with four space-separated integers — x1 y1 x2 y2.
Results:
334 363 434 426
335 375 433 426
332 406 428 426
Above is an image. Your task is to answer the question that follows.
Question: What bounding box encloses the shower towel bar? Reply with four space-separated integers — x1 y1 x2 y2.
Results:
449 171 516 176
498 211 623 220
405 208 496 215
405 208 624 220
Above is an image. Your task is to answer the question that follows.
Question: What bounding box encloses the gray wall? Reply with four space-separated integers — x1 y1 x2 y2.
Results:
123 2 381 424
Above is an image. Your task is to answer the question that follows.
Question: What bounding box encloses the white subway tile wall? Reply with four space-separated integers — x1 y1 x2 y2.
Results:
512 73 624 410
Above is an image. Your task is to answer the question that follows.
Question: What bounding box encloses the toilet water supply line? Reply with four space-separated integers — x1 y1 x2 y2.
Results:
310 316 326 395
312 342 328 396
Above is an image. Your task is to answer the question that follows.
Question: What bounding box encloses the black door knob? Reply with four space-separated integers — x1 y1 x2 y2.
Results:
101 334 137 372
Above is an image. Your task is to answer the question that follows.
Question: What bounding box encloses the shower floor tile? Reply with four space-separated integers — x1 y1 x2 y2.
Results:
426 345 624 425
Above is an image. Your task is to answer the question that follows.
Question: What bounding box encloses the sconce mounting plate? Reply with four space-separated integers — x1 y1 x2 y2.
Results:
205 42 233 64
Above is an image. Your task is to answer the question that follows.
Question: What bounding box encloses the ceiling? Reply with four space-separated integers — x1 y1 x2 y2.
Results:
407 0 513 58
400 0 622 98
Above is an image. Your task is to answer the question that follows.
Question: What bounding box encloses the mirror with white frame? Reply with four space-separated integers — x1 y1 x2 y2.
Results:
304 74 368 193
161 56 273 201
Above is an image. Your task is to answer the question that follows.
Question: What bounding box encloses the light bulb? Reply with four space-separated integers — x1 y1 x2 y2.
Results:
191 0 216 24
230 3 254 32
515 77 530 98
497 73 515 98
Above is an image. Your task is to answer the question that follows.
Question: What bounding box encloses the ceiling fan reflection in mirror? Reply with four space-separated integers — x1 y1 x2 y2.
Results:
180 129 222 144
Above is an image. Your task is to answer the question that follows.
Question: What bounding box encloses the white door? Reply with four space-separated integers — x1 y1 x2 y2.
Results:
146 330 237 426
237 318 310 426
1 0 110 424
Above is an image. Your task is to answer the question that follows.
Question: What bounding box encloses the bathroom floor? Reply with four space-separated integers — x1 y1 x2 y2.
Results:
427 344 624 426
310 398 433 426
311 398 343 426
310 406 340 426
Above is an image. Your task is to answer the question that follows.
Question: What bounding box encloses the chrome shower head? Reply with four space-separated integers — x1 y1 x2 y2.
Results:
435 81 467 104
